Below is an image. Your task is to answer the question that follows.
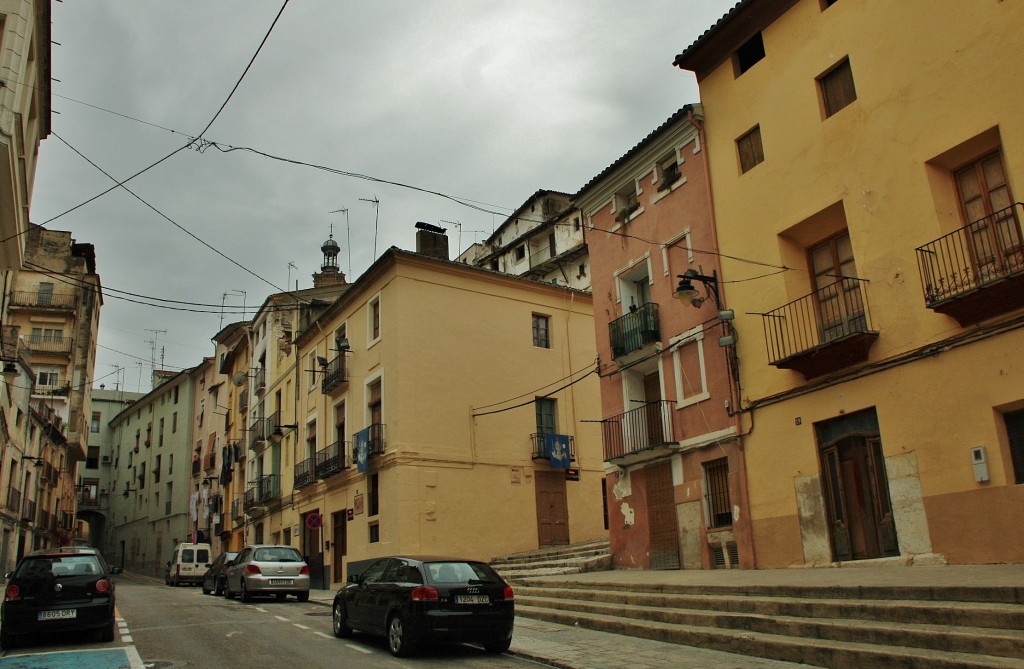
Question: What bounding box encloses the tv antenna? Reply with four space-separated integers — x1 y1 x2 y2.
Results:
329 207 351 276
360 196 380 258
144 329 167 373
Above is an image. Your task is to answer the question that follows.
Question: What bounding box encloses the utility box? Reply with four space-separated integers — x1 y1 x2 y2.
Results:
971 446 989 483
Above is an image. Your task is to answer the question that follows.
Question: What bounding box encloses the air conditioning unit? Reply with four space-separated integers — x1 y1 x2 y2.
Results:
101 455 111 464
99 489 108 496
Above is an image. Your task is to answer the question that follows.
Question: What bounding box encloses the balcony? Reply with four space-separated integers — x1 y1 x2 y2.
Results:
244 474 280 510
531 433 575 464
249 417 267 451
22 499 36 524
7 487 20 514
231 498 243 521
77 492 99 509
352 424 386 469
601 400 679 465
761 278 878 380
22 335 73 355
254 367 267 396
316 440 349 480
34 383 71 397
320 354 349 394
916 203 1024 326
609 303 660 359
294 458 315 489
9 290 77 310
191 458 200 476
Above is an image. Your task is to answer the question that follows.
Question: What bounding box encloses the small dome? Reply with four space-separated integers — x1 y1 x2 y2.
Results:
321 237 340 254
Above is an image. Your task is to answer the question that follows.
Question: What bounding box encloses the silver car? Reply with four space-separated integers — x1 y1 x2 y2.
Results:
224 545 310 602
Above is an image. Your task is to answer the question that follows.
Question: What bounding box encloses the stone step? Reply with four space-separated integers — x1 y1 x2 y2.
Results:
492 539 610 566
515 604 1024 669
515 584 1024 631
495 553 612 576
516 593 1024 660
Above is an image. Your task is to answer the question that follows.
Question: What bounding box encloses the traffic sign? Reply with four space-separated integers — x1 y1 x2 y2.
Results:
305 513 323 529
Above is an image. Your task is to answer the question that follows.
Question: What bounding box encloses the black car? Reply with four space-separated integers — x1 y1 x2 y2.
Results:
1 546 117 649
332 556 514 657
201 551 237 596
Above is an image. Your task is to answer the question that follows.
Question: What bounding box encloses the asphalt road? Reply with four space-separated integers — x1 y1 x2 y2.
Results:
2 573 539 669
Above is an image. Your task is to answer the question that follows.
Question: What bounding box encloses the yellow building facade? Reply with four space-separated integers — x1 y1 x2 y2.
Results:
290 244 606 585
675 0 1024 566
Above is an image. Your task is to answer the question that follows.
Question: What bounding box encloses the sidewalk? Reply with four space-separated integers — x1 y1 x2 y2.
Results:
306 563 1024 668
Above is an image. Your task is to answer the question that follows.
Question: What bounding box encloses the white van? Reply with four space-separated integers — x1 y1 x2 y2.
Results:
166 542 211 586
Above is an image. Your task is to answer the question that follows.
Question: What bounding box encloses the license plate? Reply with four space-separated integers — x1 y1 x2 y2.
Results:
39 609 77 621
269 579 293 585
456 595 489 605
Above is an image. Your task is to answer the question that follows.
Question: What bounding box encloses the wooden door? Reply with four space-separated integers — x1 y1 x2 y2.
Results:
332 510 347 584
646 461 680 570
957 151 1021 280
535 471 569 546
643 373 663 446
303 510 325 589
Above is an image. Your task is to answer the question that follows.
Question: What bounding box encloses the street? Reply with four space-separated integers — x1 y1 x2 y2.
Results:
0 573 544 669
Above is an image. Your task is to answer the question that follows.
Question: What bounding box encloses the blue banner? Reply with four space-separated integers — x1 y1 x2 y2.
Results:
545 433 571 469
355 428 370 473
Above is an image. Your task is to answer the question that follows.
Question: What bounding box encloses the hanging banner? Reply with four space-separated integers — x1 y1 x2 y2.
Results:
355 427 370 473
545 433 571 470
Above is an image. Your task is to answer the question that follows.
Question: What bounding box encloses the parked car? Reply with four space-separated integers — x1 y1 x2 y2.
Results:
0 547 117 650
201 551 238 596
332 556 514 657
224 545 310 602
166 542 211 587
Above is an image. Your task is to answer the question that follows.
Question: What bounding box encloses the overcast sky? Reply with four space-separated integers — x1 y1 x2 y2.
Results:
32 1 734 393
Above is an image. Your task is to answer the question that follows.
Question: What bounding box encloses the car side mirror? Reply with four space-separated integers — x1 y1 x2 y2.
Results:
3 571 11 579
347 574 359 583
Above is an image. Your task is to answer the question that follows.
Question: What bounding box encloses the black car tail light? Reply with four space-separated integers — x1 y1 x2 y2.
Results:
4 584 19 602
95 578 111 594
411 586 439 602
501 585 514 601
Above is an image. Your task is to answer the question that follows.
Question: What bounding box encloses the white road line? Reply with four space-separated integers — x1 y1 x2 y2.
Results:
346 644 372 654
274 615 290 622
314 632 333 639
292 623 310 630
254 607 268 613
121 635 133 643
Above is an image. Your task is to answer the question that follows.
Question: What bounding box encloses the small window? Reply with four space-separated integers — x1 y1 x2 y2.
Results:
90 412 101 433
614 182 639 223
370 296 381 341
369 523 380 543
658 153 681 191
734 32 765 75
737 126 764 173
819 58 857 118
532 314 550 349
704 457 732 528
515 245 526 261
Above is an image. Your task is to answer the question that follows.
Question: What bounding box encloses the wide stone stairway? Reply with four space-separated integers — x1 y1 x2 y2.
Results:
491 542 1024 669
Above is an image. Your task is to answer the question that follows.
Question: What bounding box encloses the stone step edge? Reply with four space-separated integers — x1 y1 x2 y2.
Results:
514 605 1024 669
513 577 1024 605
516 595 1024 659
515 585 1024 629
494 556 612 572
492 539 610 561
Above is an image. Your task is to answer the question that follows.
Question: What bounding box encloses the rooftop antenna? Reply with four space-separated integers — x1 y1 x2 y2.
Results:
287 261 297 289
144 329 166 374
441 220 461 256
329 208 351 277
220 289 246 331
360 196 380 258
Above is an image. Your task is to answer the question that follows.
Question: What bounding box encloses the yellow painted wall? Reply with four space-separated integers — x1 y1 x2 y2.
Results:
683 0 1024 565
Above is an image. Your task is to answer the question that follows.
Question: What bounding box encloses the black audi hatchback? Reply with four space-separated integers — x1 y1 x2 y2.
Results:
332 556 514 657
1 546 117 649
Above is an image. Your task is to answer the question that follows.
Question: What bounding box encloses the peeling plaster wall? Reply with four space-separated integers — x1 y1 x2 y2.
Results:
676 500 704 569
885 451 932 556
795 474 832 566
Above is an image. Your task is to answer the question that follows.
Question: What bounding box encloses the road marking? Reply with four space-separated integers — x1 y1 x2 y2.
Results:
347 644 372 654
227 631 242 637
315 632 333 639
292 623 310 630
254 607 268 613
275 615 290 622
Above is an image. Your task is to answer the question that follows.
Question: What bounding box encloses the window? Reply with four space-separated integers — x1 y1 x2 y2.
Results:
672 326 709 407
172 412 178 433
368 523 380 543
37 371 59 388
37 282 54 305
1005 409 1024 485
734 32 765 75
515 245 526 261
86 446 99 470
159 418 164 447
819 58 857 118
369 296 381 342
535 398 556 437
658 153 681 191
532 314 550 349
737 126 764 173
614 182 639 223
810 231 865 341
368 473 379 516
173 386 179 404
704 457 732 528
91 412 101 433
955 151 1019 265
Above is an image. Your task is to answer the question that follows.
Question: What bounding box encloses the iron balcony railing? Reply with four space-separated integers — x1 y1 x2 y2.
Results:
916 202 1024 306
608 303 660 358
367 423 385 456
316 440 349 479
7 487 20 513
249 417 267 451
530 433 576 461
9 291 77 309
22 335 73 355
601 400 677 461
321 354 349 393
294 457 315 489
254 367 267 396
39 510 51 531
761 277 873 365
244 474 280 508
231 498 243 521
191 458 201 476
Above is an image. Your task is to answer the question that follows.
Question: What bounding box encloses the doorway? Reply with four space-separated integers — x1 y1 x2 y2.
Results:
332 510 347 584
535 471 569 546
302 510 325 589
646 460 681 569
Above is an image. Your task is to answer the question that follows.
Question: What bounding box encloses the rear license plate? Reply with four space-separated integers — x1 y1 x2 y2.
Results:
269 579 293 585
456 595 489 605
39 609 77 621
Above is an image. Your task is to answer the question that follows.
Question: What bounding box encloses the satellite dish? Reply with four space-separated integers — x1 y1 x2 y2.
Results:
232 372 247 387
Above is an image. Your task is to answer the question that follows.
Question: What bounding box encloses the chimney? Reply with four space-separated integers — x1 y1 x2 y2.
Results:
415 222 449 261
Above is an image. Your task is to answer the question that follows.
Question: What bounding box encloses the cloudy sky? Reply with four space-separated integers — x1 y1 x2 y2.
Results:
32 1 734 393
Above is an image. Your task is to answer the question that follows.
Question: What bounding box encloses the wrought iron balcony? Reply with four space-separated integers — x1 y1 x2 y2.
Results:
249 417 267 451
22 499 36 524
601 400 678 464
254 367 267 396
761 277 878 380
531 433 575 462
316 440 349 479
244 474 280 509
231 498 243 521
321 354 349 394
294 458 315 489
608 303 660 359
7 487 20 513
9 290 77 309
916 202 1024 326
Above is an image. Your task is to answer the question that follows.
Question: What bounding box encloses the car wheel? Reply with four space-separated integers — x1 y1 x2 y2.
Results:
296 591 309 602
387 614 415 657
172 575 179 587
214 578 223 596
0 628 15 650
332 600 352 638
240 578 252 603
224 580 233 599
483 637 512 654
202 581 211 595
99 618 115 643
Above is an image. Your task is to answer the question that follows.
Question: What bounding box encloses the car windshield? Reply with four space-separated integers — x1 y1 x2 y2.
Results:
16 555 102 579
253 548 302 562
425 561 497 584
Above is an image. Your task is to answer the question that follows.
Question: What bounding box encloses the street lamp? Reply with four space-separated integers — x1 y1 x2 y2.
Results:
270 423 299 445
674 269 721 309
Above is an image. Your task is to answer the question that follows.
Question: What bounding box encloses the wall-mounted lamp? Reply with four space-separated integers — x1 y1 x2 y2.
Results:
270 423 299 445
674 269 721 309
2 361 18 382
201 476 217 489
21 455 44 467
336 338 350 351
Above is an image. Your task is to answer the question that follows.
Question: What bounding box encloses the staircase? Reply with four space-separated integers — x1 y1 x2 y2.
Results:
490 539 612 580
510 575 1024 669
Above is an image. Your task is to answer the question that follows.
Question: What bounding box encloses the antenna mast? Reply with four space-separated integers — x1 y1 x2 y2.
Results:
360 196 380 258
